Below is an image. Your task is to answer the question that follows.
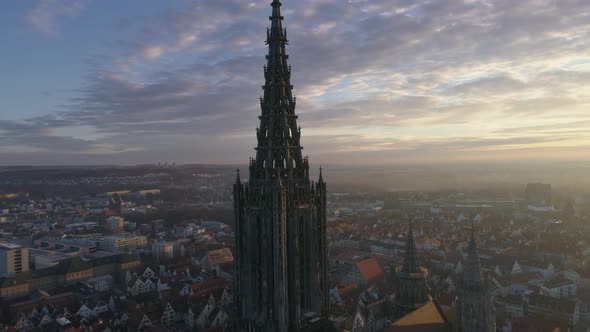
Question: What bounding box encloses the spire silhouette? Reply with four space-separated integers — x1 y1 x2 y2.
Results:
458 224 496 331
233 1 330 330
402 219 418 273
394 218 430 319
253 0 304 180
463 222 482 285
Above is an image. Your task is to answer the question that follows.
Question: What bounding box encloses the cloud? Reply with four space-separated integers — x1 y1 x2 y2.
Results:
8 0 590 164
26 0 91 36
0 116 135 155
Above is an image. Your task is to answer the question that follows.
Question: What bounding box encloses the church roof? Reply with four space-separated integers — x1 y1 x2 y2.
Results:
387 301 451 332
356 257 384 282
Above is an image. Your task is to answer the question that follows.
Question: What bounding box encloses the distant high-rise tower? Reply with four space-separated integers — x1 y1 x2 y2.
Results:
457 226 496 332
393 220 430 319
233 1 329 331
525 182 552 205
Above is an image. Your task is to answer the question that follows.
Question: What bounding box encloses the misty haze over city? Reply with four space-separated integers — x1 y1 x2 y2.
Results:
1 0 590 331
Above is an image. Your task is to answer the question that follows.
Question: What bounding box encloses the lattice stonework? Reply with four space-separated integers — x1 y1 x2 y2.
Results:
233 1 330 331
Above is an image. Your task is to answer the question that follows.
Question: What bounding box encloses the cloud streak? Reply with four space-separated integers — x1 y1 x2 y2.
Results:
26 0 91 36
5 0 590 165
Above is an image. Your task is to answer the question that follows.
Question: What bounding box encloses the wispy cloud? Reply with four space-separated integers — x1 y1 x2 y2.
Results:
6 0 590 164
26 0 91 36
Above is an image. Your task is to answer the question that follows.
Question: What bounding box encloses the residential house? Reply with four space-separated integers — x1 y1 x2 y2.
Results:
540 277 577 298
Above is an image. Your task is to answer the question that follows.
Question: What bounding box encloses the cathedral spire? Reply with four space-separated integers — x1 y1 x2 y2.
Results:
253 0 303 180
463 222 482 284
402 219 418 273
270 0 284 32
458 225 496 332
234 1 329 330
394 218 430 319
467 221 476 254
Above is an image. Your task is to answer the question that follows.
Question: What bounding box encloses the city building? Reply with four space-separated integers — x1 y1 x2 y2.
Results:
65 222 100 232
98 234 147 252
233 1 329 330
0 252 140 297
338 256 385 287
496 294 580 328
201 248 233 273
540 276 577 298
106 216 125 233
29 249 76 269
0 242 29 276
152 240 186 261
35 237 97 254
152 241 174 260
525 182 552 205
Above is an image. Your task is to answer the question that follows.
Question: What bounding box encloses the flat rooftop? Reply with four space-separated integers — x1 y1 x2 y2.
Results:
29 249 76 259
0 241 23 249
102 233 144 240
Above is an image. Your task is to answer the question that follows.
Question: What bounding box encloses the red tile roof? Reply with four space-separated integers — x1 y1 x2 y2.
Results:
356 257 385 282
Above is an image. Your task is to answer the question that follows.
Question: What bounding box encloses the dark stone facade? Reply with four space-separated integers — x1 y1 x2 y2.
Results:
456 226 496 332
233 1 329 331
393 221 430 319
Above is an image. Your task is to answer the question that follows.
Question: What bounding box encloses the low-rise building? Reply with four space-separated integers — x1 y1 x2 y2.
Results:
497 294 580 328
0 252 140 296
201 248 233 272
541 277 577 298
35 237 97 254
0 242 29 275
99 234 147 252
106 216 125 233
152 240 186 261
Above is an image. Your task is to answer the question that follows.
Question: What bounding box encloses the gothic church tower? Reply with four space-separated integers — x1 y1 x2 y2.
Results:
233 1 330 331
393 220 430 319
456 225 496 332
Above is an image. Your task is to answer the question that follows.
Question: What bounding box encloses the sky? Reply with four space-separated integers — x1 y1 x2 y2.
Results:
1 0 590 166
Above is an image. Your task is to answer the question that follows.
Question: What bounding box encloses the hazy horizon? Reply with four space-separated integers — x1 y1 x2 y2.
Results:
2 161 590 194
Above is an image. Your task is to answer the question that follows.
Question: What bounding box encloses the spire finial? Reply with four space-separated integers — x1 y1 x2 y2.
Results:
236 168 241 183
268 0 285 39
318 166 325 184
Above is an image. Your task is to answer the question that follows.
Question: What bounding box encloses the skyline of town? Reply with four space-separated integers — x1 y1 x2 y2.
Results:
1 0 590 331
